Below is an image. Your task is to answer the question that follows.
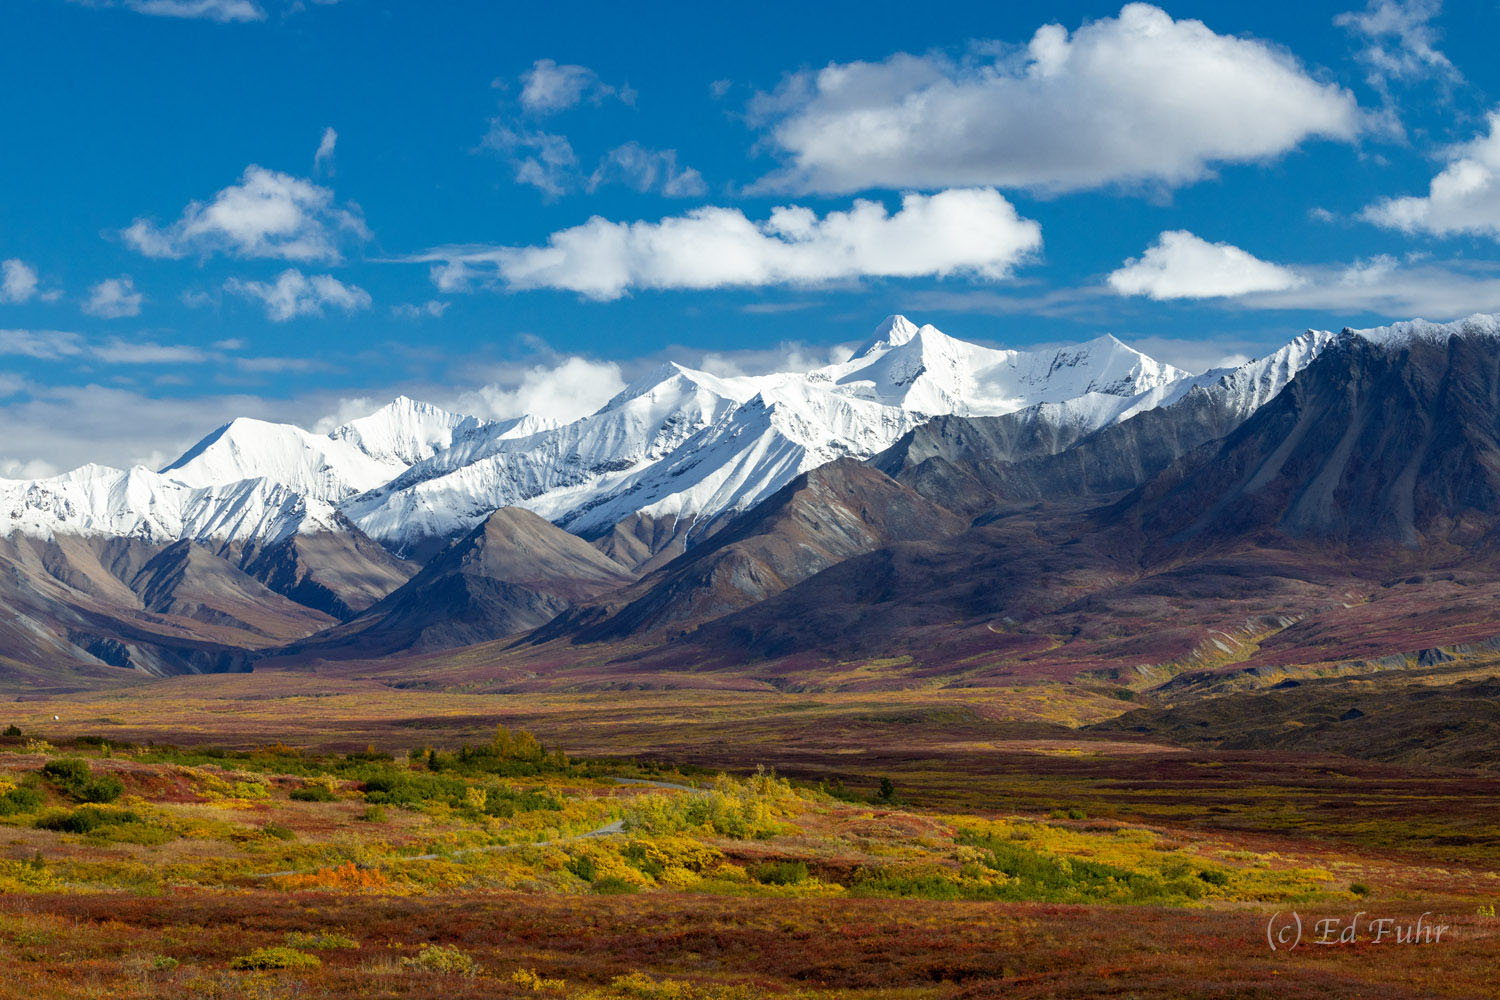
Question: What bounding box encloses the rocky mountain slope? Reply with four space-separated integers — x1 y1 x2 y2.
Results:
9 312 1492 683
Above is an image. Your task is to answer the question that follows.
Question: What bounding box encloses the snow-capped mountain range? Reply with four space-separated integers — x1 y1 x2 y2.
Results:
0 314 1401 558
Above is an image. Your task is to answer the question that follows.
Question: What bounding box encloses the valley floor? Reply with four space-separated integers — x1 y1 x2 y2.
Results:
2 669 1499 997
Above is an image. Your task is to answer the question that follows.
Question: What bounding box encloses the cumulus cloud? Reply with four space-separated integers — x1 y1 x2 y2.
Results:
1335 0 1458 92
518 59 633 114
1107 231 1305 299
83 277 144 318
751 3 1361 194
412 188 1042 300
123 165 369 262
1 259 40 304
1362 108 1500 238
314 126 338 175
456 356 626 424
590 143 707 197
224 269 371 321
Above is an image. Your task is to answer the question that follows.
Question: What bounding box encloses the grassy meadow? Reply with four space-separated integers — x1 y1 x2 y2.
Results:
0 671 1498 996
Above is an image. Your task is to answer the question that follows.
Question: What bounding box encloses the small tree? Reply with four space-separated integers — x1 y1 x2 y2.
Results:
876 777 896 804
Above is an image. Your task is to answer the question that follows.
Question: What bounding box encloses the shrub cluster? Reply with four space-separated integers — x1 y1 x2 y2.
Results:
39 758 123 804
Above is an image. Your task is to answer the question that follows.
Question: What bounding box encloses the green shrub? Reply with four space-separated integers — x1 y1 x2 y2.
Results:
284 931 358 950
1350 882 1372 897
260 823 296 841
40 759 91 786
229 946 321 970
401 944 480 977
0 783 43 816
751 860 809 885
2 725 21 738
358 805 387 823
38 758 123 803
35 806 141 834
75 776 124 803
592 876 638 895
290 785 336 802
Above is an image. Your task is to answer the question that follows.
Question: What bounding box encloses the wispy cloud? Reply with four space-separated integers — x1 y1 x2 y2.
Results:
224 268 371 321
1336 0 1459 93
518 59 634 114
313 126 338 176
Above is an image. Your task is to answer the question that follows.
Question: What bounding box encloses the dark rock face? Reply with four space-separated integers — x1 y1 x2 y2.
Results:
238 527 415 621
872 383 1257 517
271 507 635 658
1121 334 1500 548
551 458 968 642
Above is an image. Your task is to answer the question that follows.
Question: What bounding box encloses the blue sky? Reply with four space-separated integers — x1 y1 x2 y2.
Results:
5 0 1500 472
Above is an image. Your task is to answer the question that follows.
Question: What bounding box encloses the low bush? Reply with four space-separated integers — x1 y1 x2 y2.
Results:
35 806 141 834
750 860 809 886
0 782 44 816
38 758 123 803
284 931 358 950
290 784 336 802
229 946 321 970
400 944 480 977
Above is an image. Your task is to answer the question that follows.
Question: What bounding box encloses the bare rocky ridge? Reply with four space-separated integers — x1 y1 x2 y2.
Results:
273 507 635 658
541 458 968 643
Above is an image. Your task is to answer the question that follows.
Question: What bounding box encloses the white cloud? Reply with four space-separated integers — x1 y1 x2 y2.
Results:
123 165 369 262
0 329 85 359
1 260 41 304
314 126 338 175
413 188 1042 300
1234 256 1500 317
225 269 371 321
518 59 632 114
129 0 262 19
690 341 857 378
590 143 707 197
1362 108 1500 238
1108 231 1305 299
392 300 450 319
88 0 267 21
83 277 144 318
455 356 625 424
481 125 579 198
92 338 208 365
1335 0 1458 92
751 3 1360 194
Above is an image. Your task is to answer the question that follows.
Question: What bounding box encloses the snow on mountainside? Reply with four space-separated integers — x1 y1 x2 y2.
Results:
0 464 344 545
0 315 1365 554
161 417 403 501
343 318 1195 553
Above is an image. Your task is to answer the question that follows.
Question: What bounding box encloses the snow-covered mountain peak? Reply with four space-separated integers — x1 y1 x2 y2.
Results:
330 395 479 467
852 314 923 357
161 416 400 501
1344 313 1500 349
0 314 1340 558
